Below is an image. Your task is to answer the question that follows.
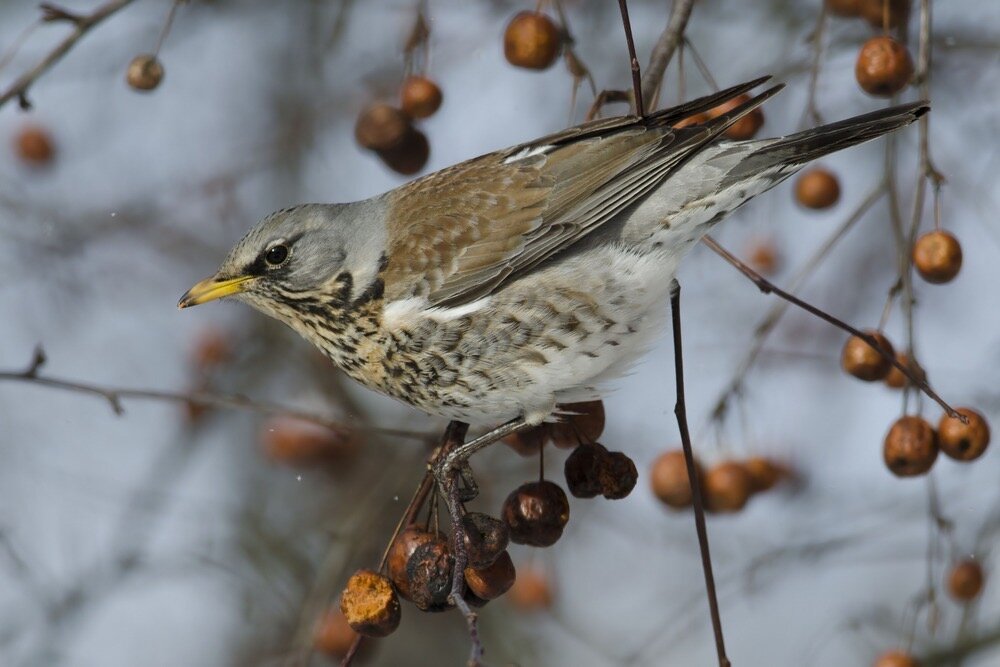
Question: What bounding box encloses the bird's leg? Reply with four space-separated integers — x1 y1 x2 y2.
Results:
433 418 531 667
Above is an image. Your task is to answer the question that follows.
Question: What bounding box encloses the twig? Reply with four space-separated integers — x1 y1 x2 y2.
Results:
669 279 730 667
802 4 828 127
707 185 886 425
640 0 696 111
702 237 962 419
0 0 139 110
0 347 431 441
616 0 644 116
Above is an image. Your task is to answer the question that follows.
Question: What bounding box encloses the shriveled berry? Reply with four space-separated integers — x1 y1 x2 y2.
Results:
564 442 609 498
842 330 894 382
386 526 437 600
550 400 605 448
884 352 926 389
938 408 990 462
503 425 548 456
883 415 938 477
856 36 913 97
704 461 754 513
464 550 516 600
502 480 570 547
340 569 401 637
744 456 787 494
261 416 358 467
312 607 358 658
190 327 231 370
913 230 962 284
599 451 638 500
947 559 985 602
354 104 409 151
126 54 164 91
15 126 55 165
650 449 702 509
503 11 561 70
874 650 920 667
860 0 911 28
673 112 709 129
795 168 841 209
507 566 553 611
378 126 429 175
400 75 443 119
462 512 509 569
706 93 764 140
406 537 454 612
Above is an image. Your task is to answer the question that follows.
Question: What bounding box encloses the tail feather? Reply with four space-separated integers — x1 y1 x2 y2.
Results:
747 102 928 169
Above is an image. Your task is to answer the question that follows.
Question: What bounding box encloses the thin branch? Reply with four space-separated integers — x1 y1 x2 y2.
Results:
0 0 138 110
616 0 644 116
707 184 886 424
702 237 961 419
640 0 696 110
669 280 730 667
0 347 430 441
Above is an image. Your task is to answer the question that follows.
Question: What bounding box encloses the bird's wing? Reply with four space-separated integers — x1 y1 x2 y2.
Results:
383 78 781 307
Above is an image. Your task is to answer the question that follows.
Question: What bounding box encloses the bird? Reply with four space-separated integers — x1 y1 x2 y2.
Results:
179 77 927 430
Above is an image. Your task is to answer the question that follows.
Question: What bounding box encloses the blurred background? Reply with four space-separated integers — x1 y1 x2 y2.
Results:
1 0 999 665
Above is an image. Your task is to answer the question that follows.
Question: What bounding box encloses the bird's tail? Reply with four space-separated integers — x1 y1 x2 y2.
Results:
733 102 929 178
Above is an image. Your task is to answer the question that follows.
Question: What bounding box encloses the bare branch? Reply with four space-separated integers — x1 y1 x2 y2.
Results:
640 0 696 110
0 0 138 110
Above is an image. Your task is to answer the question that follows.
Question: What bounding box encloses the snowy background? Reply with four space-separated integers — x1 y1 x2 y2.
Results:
1 0 999 665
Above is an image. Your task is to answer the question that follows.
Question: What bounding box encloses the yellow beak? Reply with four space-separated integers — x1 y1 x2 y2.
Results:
177 275 253 309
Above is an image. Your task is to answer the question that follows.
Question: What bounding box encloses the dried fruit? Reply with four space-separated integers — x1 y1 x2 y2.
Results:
340 569 401 637
826 0 862 17
795 168 841 209
15 126 55 165
913 230 962 284
747 240 780 276
506 566 553 611
190 327 231 371
260 416 358 466
860 0 911 28
883 415 938 477
744 456 787 494
550 400 605 448
650 449 701 509
354 104 409 151
503 425 548 456
564 442 608 498
841 331 894 382
313 607 358 657
707 93 764 140
704 461 754 513
855 36 913 97
884 352 926 389
387 526 437 600
503 11 561 70
502 480 570 547
378 126 430 175
400 75 443 119
126 54 164 91
464 550 516 600
462 512 509 569
947 559 985 602
874 650 920 667
599 451 638 500
405 537 454 612
938 408 990 462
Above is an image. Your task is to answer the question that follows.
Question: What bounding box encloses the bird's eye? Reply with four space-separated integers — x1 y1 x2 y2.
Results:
265 244 289 266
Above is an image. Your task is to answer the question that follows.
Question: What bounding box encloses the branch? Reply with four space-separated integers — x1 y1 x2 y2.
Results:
640 0 696 110
702 237 962 420
0 347 430 441
0 0 138 110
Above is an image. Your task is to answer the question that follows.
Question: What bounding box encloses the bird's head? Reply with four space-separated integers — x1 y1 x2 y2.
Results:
178 203 385 324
